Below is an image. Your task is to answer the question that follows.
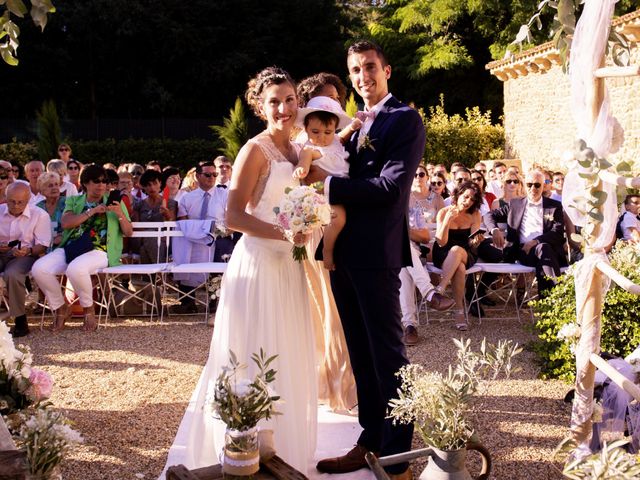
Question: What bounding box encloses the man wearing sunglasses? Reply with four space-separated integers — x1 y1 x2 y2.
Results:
484 170 566 297
175 161 229 313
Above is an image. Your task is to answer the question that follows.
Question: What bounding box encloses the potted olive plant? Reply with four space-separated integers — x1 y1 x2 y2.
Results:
387 338 522 480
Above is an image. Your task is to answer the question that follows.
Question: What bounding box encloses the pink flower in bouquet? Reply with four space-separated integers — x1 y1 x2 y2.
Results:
277 213 290 230
26 368 53 402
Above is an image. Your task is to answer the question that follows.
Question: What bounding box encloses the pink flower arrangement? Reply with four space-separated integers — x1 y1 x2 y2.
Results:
26 369 53 402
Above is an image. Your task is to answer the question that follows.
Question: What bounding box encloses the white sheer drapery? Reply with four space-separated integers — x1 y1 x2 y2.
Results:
564 0 621 458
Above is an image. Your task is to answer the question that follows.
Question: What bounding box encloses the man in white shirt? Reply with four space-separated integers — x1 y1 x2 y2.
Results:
25 160 45 205
618 194 640 243
129 164 147 201
484 170 566 296
550 171 564 202
0 183 51 336
214 156 232 188
486 161 507 198
175 161 228 311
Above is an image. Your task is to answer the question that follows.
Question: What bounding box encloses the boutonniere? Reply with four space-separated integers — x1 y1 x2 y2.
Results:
357 134 376 152
544 213 554 222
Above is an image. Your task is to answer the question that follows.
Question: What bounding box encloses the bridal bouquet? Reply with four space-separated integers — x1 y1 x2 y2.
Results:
0 321 53 414
210 349 280 431
273 185 331 261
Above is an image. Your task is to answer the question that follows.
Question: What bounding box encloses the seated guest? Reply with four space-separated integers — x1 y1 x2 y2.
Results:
425 162 435 176
444 167 471 205
117 171 134 213
214 156 232 188
32 164 132 332
430 172 449 200
35 172 65 251
46 159 78 197
471 170 495 212
103 163 118 172
551 171 564 202
105 168 120 193
474 161 487 176
9 162 23 183
57 143 73 164
132 169 177 263
0 183 51 336
617 194 640 243
129 164 147 200
24 161 45 204
66 160 82 192
178 167 198 199
447 162 465 194
433 181 484 331
542 169 553 198
0 166 9 203
146 160 162 172
486 161 507 197
412 164 444 222
491 170 525 209
484 170 566 298
399 166 454 345
175 161 227 312
162 167 182 201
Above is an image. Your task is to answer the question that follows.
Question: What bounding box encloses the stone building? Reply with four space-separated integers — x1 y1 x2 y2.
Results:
486 10 640 172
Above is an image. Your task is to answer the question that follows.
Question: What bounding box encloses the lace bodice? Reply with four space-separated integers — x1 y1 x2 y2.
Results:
247 134 300 224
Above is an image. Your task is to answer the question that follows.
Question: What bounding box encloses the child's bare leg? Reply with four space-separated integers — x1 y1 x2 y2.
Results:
322 205 346 270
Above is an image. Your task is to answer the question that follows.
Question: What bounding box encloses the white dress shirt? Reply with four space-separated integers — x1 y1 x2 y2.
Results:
178 186 227 223
61 181 78 197
620 211 640 241
0 204 52 248
519 200 543 243
486 180 504 198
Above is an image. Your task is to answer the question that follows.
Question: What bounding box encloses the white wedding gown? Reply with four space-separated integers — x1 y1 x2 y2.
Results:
160 134 317 476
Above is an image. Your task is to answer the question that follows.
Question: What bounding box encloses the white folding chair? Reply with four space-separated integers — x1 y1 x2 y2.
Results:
421 263 482 324
473 262 537 323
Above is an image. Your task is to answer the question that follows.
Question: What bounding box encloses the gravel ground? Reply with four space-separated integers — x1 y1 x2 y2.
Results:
16 306 570 480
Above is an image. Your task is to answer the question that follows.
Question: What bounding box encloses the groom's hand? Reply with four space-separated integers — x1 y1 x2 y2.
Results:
304 165 329 185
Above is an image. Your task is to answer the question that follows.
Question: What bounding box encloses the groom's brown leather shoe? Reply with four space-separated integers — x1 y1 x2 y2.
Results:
316 444 377 473
427 292 455 311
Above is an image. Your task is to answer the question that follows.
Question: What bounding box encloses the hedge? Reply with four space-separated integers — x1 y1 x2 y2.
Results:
0 137 221 173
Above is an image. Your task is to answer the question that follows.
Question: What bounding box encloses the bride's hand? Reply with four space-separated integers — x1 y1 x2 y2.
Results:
291 231 311 245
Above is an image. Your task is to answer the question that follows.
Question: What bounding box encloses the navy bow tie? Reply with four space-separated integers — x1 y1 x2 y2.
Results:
216 184 227 189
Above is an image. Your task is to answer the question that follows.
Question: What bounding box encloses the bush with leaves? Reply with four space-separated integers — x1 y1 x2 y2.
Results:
0 138 38 165
36 99 61 162
531 242 640 382
422 95 504 168
210 97 248 162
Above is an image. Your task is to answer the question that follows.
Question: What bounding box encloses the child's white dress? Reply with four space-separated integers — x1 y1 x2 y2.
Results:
307 138 349 177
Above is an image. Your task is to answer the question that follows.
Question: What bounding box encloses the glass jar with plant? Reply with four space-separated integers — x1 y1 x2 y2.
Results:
210 349 280 477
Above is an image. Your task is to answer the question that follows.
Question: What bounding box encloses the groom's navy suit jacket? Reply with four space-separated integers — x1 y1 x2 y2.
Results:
328 96 425 268
325 95 425 461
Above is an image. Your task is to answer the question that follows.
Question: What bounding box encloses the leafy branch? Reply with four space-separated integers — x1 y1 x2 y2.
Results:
0 0 56 66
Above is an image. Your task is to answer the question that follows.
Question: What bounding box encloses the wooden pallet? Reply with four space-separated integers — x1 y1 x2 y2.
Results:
167 455 308 480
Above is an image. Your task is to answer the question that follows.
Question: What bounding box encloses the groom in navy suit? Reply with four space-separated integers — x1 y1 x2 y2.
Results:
312 41 428 480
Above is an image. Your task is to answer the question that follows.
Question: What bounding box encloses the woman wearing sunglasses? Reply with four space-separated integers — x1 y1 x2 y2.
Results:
412 165 445 223
0 166 10 204
491 170 525 210
429 171 449 200
471 170 495 211
66 160 82 193
32 164 132 333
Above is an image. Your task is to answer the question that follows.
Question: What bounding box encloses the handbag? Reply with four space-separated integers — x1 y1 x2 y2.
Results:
63 229 94 263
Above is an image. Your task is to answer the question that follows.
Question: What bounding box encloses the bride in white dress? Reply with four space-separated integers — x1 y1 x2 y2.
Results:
161 67 317 476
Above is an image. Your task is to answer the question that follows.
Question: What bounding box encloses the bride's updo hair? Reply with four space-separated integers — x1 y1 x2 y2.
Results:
245 67 296 120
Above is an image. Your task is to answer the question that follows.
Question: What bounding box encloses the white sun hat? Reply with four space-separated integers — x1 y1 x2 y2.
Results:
295 96 353 130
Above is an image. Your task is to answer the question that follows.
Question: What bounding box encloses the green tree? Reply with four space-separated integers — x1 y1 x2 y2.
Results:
0 0 55 65
35 99 61 161
210 97 248 162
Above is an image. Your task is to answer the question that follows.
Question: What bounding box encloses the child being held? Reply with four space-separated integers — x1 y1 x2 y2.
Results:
294 96 361 270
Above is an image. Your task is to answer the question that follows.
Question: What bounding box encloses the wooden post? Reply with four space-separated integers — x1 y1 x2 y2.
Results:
570 57 606 447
